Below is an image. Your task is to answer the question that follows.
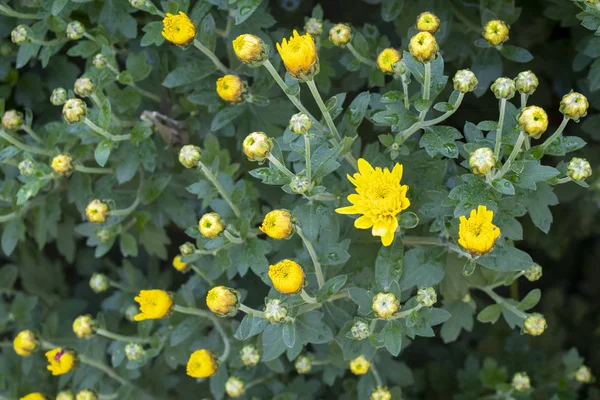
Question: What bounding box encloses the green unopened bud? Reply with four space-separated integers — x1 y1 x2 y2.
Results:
329 23 352 47
371 386 392 400
92 53 107 69
11 25 29 44
225 376 246 398
351 320 370 340
0 42 12 56
483 20 509 46
50 88 68 106
240 344 260 367
76 389 97 400
56 390 75 400
66 21 85 40
129 0 147 8
462 292 472 302
125 304 138 321
453 69 478 93
62 98 87 123
289 112 311 134
560 92 589 121
469 147 495 175
74 77 95 98
89 273 109 293
72 315 96 339
95 228 113 243
515 71 538 95
305 17 323 36
392 59 407 75
524 263 543 282
18 159 35 176
567 157 592 181
179 242 195 256
294 355 312 374
125 343 145 361
2 110 24 130
264 299 288 323
242 131 272 162
491 77 516 99
290 177 310 194
575 365 592 383
512 372 531 391
523 313 547 336
178 145 201 169
416 287 437 307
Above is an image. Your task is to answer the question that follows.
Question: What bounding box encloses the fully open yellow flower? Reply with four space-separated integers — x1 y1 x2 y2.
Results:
276 30 319 81
13 330 38 356
216 75 245 103
336 158 410 246
349 355 371 375
20 393 47 400
187 349 218 378
162 12 195 45
45 348 76 376
376 48 401 74
259 209 294 239
458 205 501 255
268 259 305 294
133 289 173 321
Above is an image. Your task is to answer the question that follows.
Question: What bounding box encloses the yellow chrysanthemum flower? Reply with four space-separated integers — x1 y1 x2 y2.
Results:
216 75 245 103
133 289 173 321
45 348 77 376
232 34 267 66
376 48 401 74
51 154 73 177
199 212 225 238
349 355 371 375
259 209 294 239
416 11 440 34
187 349 218 378
172 255 189 272
276 30 319 81
518 106 548 139
408 32 438 63
85 200 109 224
268 259 305 294
13 330 38 356
336 158 410 247
483 20 509 46
458 205 501 255
72 315 96 339
206 286 239 317
162 12 196 45
20 393 47 400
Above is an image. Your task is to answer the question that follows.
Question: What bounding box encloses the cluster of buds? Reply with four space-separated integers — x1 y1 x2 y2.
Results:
50 88 68 106
240 344 260 367
453 69 478 93
491 77 516 100
295 355 312 374
567 157 592 181
469 147 495 175
72 315 96 339
89 272 109 293
483 20 509 46
232 34 268 67
85 200 109 224
372 292 399 319
2 109 24 130
416 287 437 307
264 298 288 323
515 71 539 95
242 131 272 162
206 286 240 317
198 212 225 238
329 23 352 47
178 145 201 169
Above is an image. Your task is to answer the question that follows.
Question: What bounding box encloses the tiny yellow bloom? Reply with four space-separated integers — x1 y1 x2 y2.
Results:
162 12 196 45
232 34 267 66
13 330 38 356
56 391 75 400
376 48 401 74
371 386 392 400
259 209 294 239
172 255 189 272
85 200 109 224
75 389 97 400
199 212 225 238
575 365 592 383
336 158 410 247
268 259 305 294
518 106 548 139
216 75 245 103
483 20 509 46
276 30 319 81
349 355 371 375
72 315 96 339
20 394 47 400
416 11 440 34
372 292 399 319
51 154 73 177
45 348 77 376
133 289 173 321
408 32 438 63
187 349 218 378
458 205 501 256
206 286 240 317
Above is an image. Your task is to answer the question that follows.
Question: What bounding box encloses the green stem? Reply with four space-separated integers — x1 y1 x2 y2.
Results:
306 79 341 141
108 281 130 292
346 43 377 67
198 161 241 218
0 211 18 223
192 39 229 74
110 171 144 217
79 354 145 394
21 125 43 144
555 176 572 185
480 287 528 319
449 2 481 33
131 83 161 103
296 290 349 315
223 230 244 244
402 236 445 246
540 117 569 150
190 265 215 286
172 305 231 361
493 99 507 159
495 131 526 180
83 118 131 142
266 153 296 180
0 4 37 19
304 134 312 184
75 165 113 174
392 304 423 320
400 73 410 109
370 364 383 386
0 129 51 156
295 225 325 288
96 328 152 344
423 62 432 101
399 92 464 142
238 304 266 318
300 289 317 304
520 93 528 110
82 32 98 43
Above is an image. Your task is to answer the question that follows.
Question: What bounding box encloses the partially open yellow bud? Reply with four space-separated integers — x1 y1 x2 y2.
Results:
62 98 87 124
20 394 46 400
259 209 294 239
51 154 73 177
349 355 371 375
74 77 95 98
199 212 225 238
523 313 547 336
225 377 246 398
216 75 245 103
458 205 500 256
469 147 495 175
162 12 195 45
172 255 189 272
376 48 401 74
329 24 352 47
2 109 24 130
371 386 392 400
518 106 548 139
85 200 109 224
186 349 218 378
483 20 509 46
242 131 272 162
372 292 399 319
416 12 440 34
133 289 173 321
409 32 438 63
45 348 77 376
268 259 305 294
232 34 268 66
72 315 96 339
206 286 240 317
277 30 319 81
13 330 38 356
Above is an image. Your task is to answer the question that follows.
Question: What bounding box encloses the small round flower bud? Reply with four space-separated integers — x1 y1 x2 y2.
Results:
240 345 260 367
512 372 531 392
269 259 305 294
50 88 68 106
242 131 272 162
515 71 538 95
329 23 352 46
483 20 509 46
62 98 87 124
18 159 35 176
178 145 201 169
462 293 472 302
259 209 294 240
232 34 268 67
523 313 547 336
179 242 195 256
74 77 95 98
416 12 440 34
295 355 312 374
129 0 147 7
567 157 592 181
2 110 24 130
351 321 370 340
350 355 370 375
409 32 438 63
371 386 392 400
124 304 138 321
491 77 516 100
377 48 401 75
518 106 548 139
372 292 400 319
125 343 145 361
290 177 310 194
76 389 97 400
13 330 39 356
89 273 109 293
524 263 543 282
469 147 495 175
187 349 218 378
206 286 240 317
51 154 73 177
199 212 225 238
453 69 478 93
95 228 113 243
56 391 75 400
11 25 29 44
225 377 246 398
305 17 323 36
560 92 589 121
575 365 592 383
416 287 437 307
216 75 246 103
264 298 288 323
92 53 107 69
85 200 109 224
172 255 189 273
72 315 96 339
392 59 407 75
289 112 311 134
66 21 86 40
